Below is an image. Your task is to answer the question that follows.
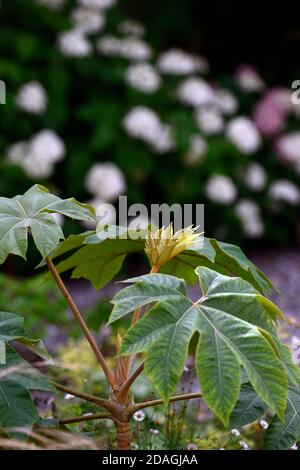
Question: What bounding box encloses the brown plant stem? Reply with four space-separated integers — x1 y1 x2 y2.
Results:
60 412 112 425
52 381 115 413
45 256 116 389
117 363 145 403
132 392 202 412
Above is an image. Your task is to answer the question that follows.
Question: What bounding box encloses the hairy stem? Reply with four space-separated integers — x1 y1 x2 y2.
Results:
46 256 115 389
60 412 112 425
132 392 202 412
52 381 115 413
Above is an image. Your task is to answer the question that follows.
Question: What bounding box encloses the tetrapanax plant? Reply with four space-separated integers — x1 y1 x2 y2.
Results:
0 185 300 450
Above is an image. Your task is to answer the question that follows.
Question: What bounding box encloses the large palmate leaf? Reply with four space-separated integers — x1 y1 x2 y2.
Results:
230 383 267 427
0 345 53 437
0 185 95 264
0 311 53 435
264 386 300 449
52 225 273 293
119 267 287 426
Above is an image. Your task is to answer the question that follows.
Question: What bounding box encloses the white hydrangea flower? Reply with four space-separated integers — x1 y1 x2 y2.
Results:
183 134 207 166
35 0 65 10
195 107 224 135
157 49 209 75
118 19 145 37
30 130 65 163
235 65 265 92
125 63 161 93
123 106 175 153
58 30 92 57
269 180 300 206
244 163 267 191
16 81 47 115
71 7 105 34
227 117 261 154
215 89 238 115
6 142 28 165
85 163 126 200
7 130 65 180
21 152 54 179
97 36 152 61
205 175 237 204
177 77 215 107
78 0 116 9
276 132 300 173
235 200 264 238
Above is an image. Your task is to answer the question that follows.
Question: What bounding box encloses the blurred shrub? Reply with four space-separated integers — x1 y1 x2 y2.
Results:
0 0 300 244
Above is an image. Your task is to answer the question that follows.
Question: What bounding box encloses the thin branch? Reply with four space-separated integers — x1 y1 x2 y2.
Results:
117 363 145 402
52 381 115 413
60 412 112 425
46 256 116 389
132 392 202 412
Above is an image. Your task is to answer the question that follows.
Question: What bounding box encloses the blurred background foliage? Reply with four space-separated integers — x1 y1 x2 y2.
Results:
0 0 299 251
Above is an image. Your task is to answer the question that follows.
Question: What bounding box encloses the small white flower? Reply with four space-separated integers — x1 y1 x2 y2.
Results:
118 19 145 37
195 107 224 135
205 175 237 205
16 81 47 114
230 428 241 437
83 412 93 416
133 410 145 422
65 393 74 400
269 180 300 206
150 428 159 434
78 0 116 9
259 419 269 430
125 63 161 93
215 89 238 115
30 130 65 163
97 36 152 61
157 49 209 75
183 134 207 166
239 440 250 450
235 65 265 92
290 443 298 450
227 117 261 154
219 448 225 450
85 163 126 200
71 7 105 34
58 30 92 57
235 200 264 238
244 163 267 191
177 77 215 107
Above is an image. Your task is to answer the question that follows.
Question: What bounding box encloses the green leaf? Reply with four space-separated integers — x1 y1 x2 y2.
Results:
53 225 273 292
0 185 95 264
120 268 287 424
109 274 186 323
264 387 300 449
55 238 142 290
0 345 53 437
230 383 267 427
0 310 53 436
